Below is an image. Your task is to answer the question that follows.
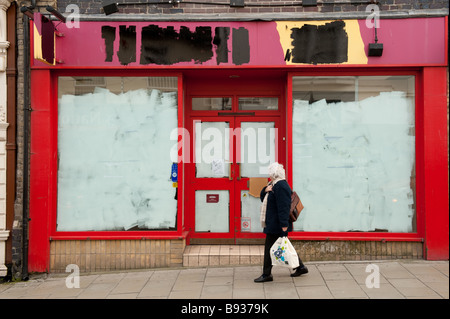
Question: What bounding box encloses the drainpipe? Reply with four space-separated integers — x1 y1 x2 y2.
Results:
21 3 32 281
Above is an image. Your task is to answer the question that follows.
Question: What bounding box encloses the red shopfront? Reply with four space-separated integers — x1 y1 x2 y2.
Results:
28 16 448 272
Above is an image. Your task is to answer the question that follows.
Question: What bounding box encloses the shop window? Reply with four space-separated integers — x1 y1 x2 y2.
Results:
57 76 178 231
192 97 232 110
239 97 278 110
292 76 416 233
74 77 106 95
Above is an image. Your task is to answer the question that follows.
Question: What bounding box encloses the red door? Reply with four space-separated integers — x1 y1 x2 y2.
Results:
185 92 285 244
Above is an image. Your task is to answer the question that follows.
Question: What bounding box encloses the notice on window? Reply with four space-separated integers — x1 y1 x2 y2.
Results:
241 217 251 232
206 194 219 203
248 177 269 198
211 159 225 176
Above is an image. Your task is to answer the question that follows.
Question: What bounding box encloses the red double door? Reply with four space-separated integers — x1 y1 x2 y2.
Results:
184 78 286 244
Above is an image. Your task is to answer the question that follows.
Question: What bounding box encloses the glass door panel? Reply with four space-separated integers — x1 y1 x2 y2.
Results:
195 121 230 178
239 122 276 178
192 97 232 110
239 97 279 110
240 190 264 233
195 190 230 232
236 119 279 235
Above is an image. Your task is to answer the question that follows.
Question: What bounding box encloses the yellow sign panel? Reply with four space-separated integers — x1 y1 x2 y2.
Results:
276 20 368 65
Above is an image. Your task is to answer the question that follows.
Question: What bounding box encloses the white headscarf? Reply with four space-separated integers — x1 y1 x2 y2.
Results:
260 162 286 228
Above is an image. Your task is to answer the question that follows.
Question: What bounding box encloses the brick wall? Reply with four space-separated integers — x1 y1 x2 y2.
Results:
56 0 449 15
293 240 423 261
49 239 185 273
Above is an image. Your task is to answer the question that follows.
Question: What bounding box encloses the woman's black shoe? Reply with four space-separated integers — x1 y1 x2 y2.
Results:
290 266 309 277
254 274 273 283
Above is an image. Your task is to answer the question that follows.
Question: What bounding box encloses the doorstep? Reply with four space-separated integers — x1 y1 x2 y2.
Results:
183 245 264 267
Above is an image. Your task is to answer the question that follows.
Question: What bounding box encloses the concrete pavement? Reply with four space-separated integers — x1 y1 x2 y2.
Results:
0 260 448 300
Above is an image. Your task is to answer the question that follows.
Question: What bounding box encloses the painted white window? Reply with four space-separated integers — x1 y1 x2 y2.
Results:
292 76 416 233
57 76 178 231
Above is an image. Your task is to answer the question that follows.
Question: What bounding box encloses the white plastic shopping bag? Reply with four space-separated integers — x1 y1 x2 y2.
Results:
270 236 300 269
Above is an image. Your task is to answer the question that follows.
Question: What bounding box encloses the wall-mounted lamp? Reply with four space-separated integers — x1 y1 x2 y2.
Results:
46 6 67 23
368 7 383 57
102 1 119 15
368 25 383 56
20 6 34 20
368 42 383 56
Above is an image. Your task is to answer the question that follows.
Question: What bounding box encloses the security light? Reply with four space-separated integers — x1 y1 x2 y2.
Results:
302 0 317 6
368 26 383 56
46 6 66 23
368 43 383 56
20 6 34 20
230 0 244 7
102 1 119 15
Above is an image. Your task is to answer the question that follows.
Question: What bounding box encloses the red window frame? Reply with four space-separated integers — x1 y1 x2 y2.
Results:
183 73 286 243
38 70 186 242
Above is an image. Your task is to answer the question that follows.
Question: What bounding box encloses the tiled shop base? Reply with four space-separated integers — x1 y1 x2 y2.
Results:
183 245 264 267
182 241 424 267
49 239 185 273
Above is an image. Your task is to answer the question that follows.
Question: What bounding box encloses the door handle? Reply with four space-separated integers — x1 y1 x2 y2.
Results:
229 162 233 180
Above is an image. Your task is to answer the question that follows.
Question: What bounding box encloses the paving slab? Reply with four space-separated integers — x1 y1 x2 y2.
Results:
138 280 175 298
293 265 326 286
296 285 334 299
264 282 299 299
109 272 151 295
388 278 443 298
321 270 354 281
201 284 233 299
360 283 406 299
204 276 233 286
431 263 449 276
423 281 449 299
344 263 389 285
378 262 415 279
232 287 266 299
76 282 117 299
326 279 368 299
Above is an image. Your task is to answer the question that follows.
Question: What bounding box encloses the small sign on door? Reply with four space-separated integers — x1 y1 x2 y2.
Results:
241 217 251 232
206 194 219 203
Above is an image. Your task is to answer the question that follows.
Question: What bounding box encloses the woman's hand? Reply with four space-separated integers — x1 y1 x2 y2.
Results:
282 227 288 232
266 185 273 192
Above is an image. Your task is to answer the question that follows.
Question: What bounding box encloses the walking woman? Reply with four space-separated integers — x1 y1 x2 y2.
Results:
254 162 308 283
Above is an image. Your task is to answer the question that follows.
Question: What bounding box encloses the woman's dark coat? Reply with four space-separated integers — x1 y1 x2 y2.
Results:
260 180 293 235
